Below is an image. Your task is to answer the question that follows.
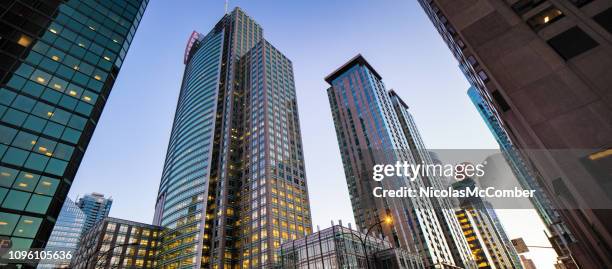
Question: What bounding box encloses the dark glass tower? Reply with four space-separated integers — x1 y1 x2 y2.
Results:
0 0 148 261
153 7 312 269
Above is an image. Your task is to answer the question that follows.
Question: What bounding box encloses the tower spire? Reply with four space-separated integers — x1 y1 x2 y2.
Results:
224 0 229 14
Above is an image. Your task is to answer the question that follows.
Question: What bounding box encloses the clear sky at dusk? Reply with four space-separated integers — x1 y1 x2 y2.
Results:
68 1 557 267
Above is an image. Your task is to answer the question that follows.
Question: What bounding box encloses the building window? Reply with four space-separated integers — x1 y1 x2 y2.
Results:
467 56 478 67
527 6 564 31
491 90 511 112
580 148 612 201
477 70 489 82
568 0 593 7
593 8 612 34
547 27 599 60
511 0 545 16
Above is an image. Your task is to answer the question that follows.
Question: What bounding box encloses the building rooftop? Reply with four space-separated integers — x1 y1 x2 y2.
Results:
324 54 382 84
389 89 409 109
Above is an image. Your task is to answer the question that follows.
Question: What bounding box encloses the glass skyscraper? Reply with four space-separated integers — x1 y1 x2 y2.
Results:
37 197 85 268
468 86 576 266
76 192 112 232
153 7 312 269
326 55 474 268
0 0 148 260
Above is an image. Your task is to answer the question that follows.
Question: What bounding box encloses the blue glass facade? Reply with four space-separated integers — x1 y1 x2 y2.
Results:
467 87 558 227
0 0 148 259
38 197 85 268
153 27 225 268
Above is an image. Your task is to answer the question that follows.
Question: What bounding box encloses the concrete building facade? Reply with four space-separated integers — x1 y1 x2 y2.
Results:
417 0 612 267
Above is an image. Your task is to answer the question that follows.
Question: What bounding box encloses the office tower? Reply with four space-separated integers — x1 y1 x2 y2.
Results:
278 223 424 269
326 54 466 268
455 209 497 269
77 192 112 232
71 217 161 269
0 0 148 257
417 1 612 267
468 87 576 267
452 177 522 268
153 7 312 269
390 90 476 269
37 197 85 268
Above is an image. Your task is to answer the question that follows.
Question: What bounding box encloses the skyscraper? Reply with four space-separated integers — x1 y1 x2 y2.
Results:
389 90 476 269
153 7 312 269
38 197 85 268
417 1 612 267
0 0 148 258
452 177 522 268
455 209 497 269
326 54 471 268
77 192 112 232
468 87 576 267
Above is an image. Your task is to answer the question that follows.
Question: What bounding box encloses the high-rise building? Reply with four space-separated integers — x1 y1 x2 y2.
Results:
37 197 85 268
417 0 612 267
389 90 476 269
326 54 471 268
452 177 523 268
468 87 576 267
455 209 497 269
153 7 312 269
0 0 148 261
70 217 161 269
77 192 112 232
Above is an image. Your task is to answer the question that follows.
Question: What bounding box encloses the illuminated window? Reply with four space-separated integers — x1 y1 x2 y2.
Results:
527 6 564 31
17 35 32 47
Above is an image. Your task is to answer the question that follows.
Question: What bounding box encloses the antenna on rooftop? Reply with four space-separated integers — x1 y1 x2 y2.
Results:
224 0 229 14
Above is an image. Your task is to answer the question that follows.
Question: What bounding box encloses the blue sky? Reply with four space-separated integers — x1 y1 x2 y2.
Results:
68 0 556 267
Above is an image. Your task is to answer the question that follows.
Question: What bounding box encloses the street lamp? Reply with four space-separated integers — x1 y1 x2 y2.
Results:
85 242 139 269
344 215 392 269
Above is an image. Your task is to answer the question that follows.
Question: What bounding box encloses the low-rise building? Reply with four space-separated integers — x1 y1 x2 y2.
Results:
277 223 423 269
70 217 161 269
